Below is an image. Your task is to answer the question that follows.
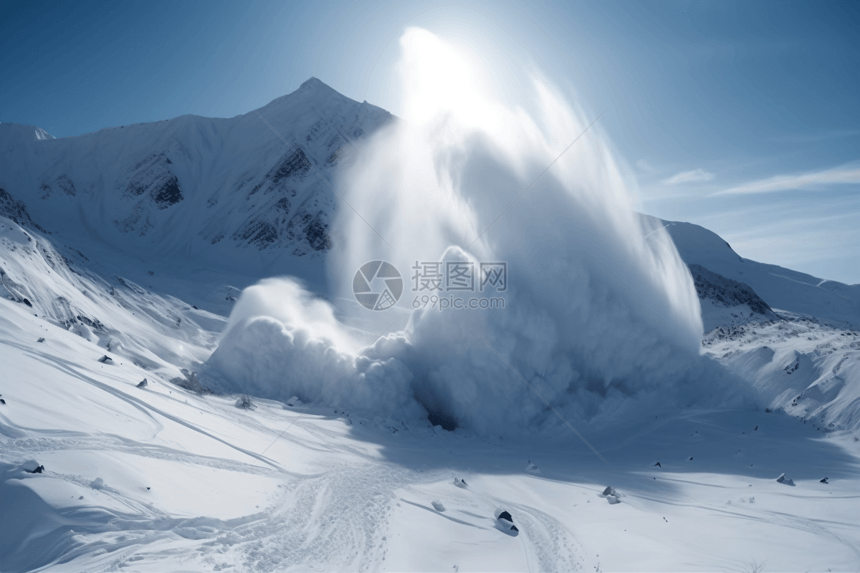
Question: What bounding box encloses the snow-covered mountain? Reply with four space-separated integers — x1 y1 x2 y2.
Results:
3 79 857 328
0 78 392 270
663 218 860 330
626 218 860 433
0 122 55 144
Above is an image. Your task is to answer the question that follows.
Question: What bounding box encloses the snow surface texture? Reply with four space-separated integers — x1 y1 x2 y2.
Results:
207 29 752 436
703 315 860 433
0 217 222 374
2 297 860 571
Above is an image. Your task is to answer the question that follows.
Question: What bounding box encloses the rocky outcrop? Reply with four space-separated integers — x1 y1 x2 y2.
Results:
0 188 45 233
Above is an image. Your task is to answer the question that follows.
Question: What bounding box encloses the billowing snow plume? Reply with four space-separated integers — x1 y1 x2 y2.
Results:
208 277 426 420
207 29 752 435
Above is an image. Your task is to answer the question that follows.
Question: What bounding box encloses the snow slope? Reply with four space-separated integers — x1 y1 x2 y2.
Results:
637 218 860 433
661 218 860 329
1 216 223 374
0 79 392 278
703 316 860 433
3 297 860 571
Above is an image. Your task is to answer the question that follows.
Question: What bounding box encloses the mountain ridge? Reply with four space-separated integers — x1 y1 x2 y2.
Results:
3 78 857 330
0 78 393 275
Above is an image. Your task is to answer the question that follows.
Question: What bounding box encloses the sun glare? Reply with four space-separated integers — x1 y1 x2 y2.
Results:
399 28 488 125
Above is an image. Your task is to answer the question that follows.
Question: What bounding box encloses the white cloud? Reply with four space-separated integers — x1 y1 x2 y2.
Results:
716 163 860 196
662 168 715 185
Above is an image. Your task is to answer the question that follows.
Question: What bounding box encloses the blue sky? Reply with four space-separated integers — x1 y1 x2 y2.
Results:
2 0 859 283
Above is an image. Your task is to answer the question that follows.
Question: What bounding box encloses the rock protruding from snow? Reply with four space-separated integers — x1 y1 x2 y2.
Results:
137 378 148 388
496 510 519 533
776 473 795 486
170 368 209 394
235 394 255 410
691 265 776 316
689 264 779 331
453 477 468 489
0 188 47 233
602 486 621 503
97 355 113 364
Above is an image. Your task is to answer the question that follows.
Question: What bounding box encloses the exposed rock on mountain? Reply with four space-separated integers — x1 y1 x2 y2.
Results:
0 188 46 233
689 264 778 331
0 78 393 270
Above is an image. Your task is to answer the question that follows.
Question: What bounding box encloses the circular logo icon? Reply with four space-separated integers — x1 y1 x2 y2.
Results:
353 261 403 311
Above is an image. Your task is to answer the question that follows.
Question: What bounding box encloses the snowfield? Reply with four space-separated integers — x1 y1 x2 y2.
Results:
703 315 860 434
2 294 860 571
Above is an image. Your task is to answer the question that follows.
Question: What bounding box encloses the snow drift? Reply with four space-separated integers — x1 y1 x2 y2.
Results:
206 29 753 435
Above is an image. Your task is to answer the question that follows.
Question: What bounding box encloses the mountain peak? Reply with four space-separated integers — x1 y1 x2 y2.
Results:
0 123 55 154
0 122 55 143
299 77 332 92
254 77 373 121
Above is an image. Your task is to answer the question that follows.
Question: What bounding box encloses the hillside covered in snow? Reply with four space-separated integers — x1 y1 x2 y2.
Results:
1 78 392 280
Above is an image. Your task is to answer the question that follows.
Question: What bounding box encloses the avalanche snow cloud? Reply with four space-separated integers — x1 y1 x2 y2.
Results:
207 29 753 435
